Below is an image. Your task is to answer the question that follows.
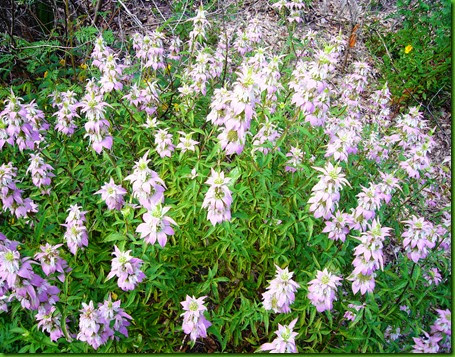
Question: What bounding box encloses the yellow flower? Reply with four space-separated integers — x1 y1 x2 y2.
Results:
405 45 413 54
43 71 48 79
59 59 66 66
111 292 118 300
80 63 88 70
173 103 179 112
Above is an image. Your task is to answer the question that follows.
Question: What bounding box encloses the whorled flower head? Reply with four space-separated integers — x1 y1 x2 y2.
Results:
124 151 166 210
260 318 298 353
412 331 441 353
136 205 176 247
202 169 233 226
96 178 127 211
62 204 88 255
34 243 70 282
307 268 342 312
262 265 300 313
180 295 212 342
106 245 145 291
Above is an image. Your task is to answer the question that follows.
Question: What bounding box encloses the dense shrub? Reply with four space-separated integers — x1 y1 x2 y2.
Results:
0 1 451 353
366 0 450 108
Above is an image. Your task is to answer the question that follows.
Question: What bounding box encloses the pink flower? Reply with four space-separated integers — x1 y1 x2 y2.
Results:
96 178 127 210
97 296 133 338
77 301 113 350
176 131 198 153
348 272 375 295
343 303 365 321
36 306 64 342
217 127 245 155
106 245 145 291
133 31 166 70
412 331 441 353
322 210 350 242
352 219 391 276
307 268 342 312
34 243 71 282
188 6 210 49
181 295 212 342
80 82 113 154
260 318 298 353
62 204 88 255
167 36 182 60
384 326 401 342
136 205 176 247
252 120 281 155
355 183 383 221
154 129 175 158
402 216 435 263
378 172 401 204
53 90 79 135
27 153 55 193
262 265 300 313
202 169 233 226
285 146 304 172
308 162 350 220
124 151 166 209
424 268 442 286
431 309 451 336
218 128 246 155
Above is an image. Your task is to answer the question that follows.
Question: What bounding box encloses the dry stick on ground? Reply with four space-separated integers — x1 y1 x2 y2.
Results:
171 0 190 34
93 0 103 25
372 27 450 144
117 0 144 29
151 0 167 22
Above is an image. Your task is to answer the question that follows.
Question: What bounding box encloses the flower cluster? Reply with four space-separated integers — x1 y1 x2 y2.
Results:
308 162 350 220
252 119 281 155
285 146 304 172
322 210 350 242
63 204 88 255
188 6 210 49
348 219 391 295
402 216 436 263
0 162 37 220
136 205 176 247
289 47 339 127
34 243 71 282
180 295 212 342
77 297 132 349
202 169 233 226
124 151 166 210
133 30 166 70
0 234 60 319
431 309 451 337
0 91 48 151
52 90 80 135
177 131 199 153
262 265 300 313
307 268 342 312
36 305 65 342
260 318 298 353
412 331 442 353
412 308 451 353
106 245 145 291
96 178 127 211
123 81 161 116
272 0 306 23
343 303 365 322
80 80 113 154
27 153 55 194
154 129 175 158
